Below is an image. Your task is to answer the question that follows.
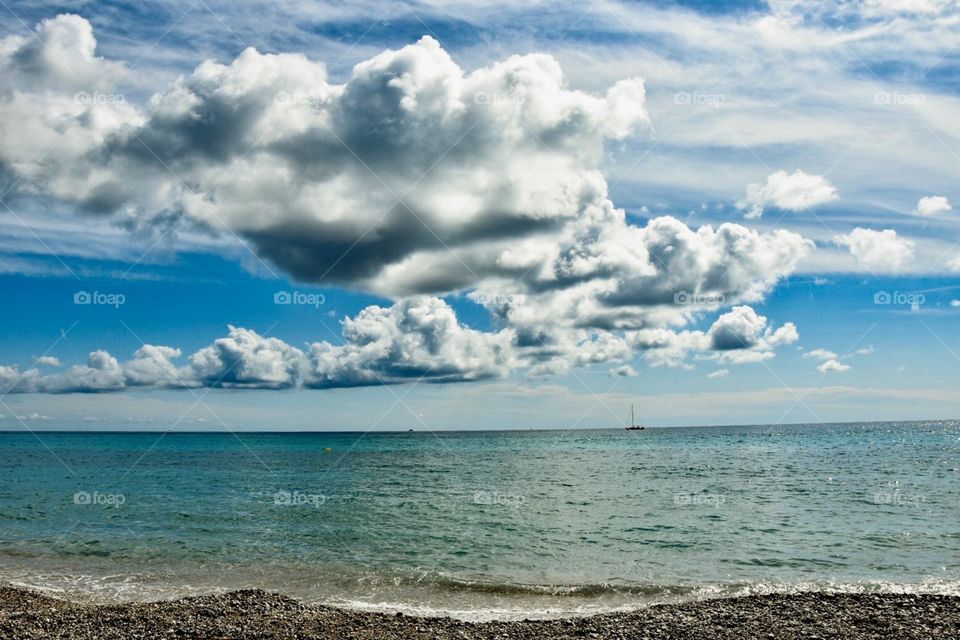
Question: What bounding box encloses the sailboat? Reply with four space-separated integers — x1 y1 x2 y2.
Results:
625 403 645 430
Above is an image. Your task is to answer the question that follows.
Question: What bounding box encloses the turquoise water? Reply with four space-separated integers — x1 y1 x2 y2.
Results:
1 422 958 620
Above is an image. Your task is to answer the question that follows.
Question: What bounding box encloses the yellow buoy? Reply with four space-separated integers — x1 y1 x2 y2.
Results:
323 447 333 453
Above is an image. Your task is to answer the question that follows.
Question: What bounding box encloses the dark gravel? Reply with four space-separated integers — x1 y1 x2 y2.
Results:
1 585 957 639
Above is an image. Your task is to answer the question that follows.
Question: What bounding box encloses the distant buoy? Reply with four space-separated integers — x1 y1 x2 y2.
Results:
323 447 333 453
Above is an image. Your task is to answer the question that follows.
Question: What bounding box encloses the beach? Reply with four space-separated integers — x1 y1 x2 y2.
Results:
2 585 957 639
1 426 958 621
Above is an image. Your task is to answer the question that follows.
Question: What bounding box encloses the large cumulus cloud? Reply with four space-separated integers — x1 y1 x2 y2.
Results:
0 16 814 389
1 16 648 295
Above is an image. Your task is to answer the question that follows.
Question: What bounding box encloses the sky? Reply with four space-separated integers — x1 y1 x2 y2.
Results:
0 0 959 430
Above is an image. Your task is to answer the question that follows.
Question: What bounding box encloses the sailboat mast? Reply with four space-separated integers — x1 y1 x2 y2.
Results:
630 404 634 427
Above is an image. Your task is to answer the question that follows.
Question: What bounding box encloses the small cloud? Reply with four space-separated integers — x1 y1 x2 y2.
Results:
803 348 838 361
707 368 729 378
913 195 951 217
737 170 838 219
35 356 61 367
817 359 850 373
951 300 960 308
834 227 914 271
805 346 870 370
608 364 638 378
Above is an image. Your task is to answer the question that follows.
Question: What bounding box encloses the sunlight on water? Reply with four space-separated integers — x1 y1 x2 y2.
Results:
1 421 958 619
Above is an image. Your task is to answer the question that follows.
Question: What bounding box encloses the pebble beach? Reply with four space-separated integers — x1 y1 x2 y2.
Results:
1 585 957 639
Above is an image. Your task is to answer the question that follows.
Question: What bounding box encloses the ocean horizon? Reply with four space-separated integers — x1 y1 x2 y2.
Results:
2 420 957 621
10 416 960 433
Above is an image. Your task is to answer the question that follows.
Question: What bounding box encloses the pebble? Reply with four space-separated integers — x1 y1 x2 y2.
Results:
0 585 957 639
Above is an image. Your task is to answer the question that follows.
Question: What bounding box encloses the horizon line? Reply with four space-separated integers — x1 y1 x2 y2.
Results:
0 417 956 434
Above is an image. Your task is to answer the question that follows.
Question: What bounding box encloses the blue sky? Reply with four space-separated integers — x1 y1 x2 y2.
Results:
1 0 959 429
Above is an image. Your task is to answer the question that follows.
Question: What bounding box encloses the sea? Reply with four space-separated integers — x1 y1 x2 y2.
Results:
1 421 958 621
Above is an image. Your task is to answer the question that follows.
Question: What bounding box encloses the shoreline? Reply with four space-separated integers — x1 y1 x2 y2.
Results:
1 585 957 639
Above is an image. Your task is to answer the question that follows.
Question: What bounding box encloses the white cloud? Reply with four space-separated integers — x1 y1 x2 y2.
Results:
628 328 708 369
17 412 50 421
707 368 729 378
914 195 952 216
608 364 639 378
737 170 838 219
1 14 125 91
40 350 126 393
630 305 798 368
0 298 516 392
4 4 954 281
804 345 871 371
866 0 953 15
123 346 187 388
817 359 851 373
0 300 804 393
804 348 839 361
34 356 61 367
306 297 515 387
190 328 306 389
709 305 772 350
0 19 652 298
0 17 810 309
0 16 821 388
479 214 812 336
0 366 36 394
710 306 799 360
834 228 915 271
